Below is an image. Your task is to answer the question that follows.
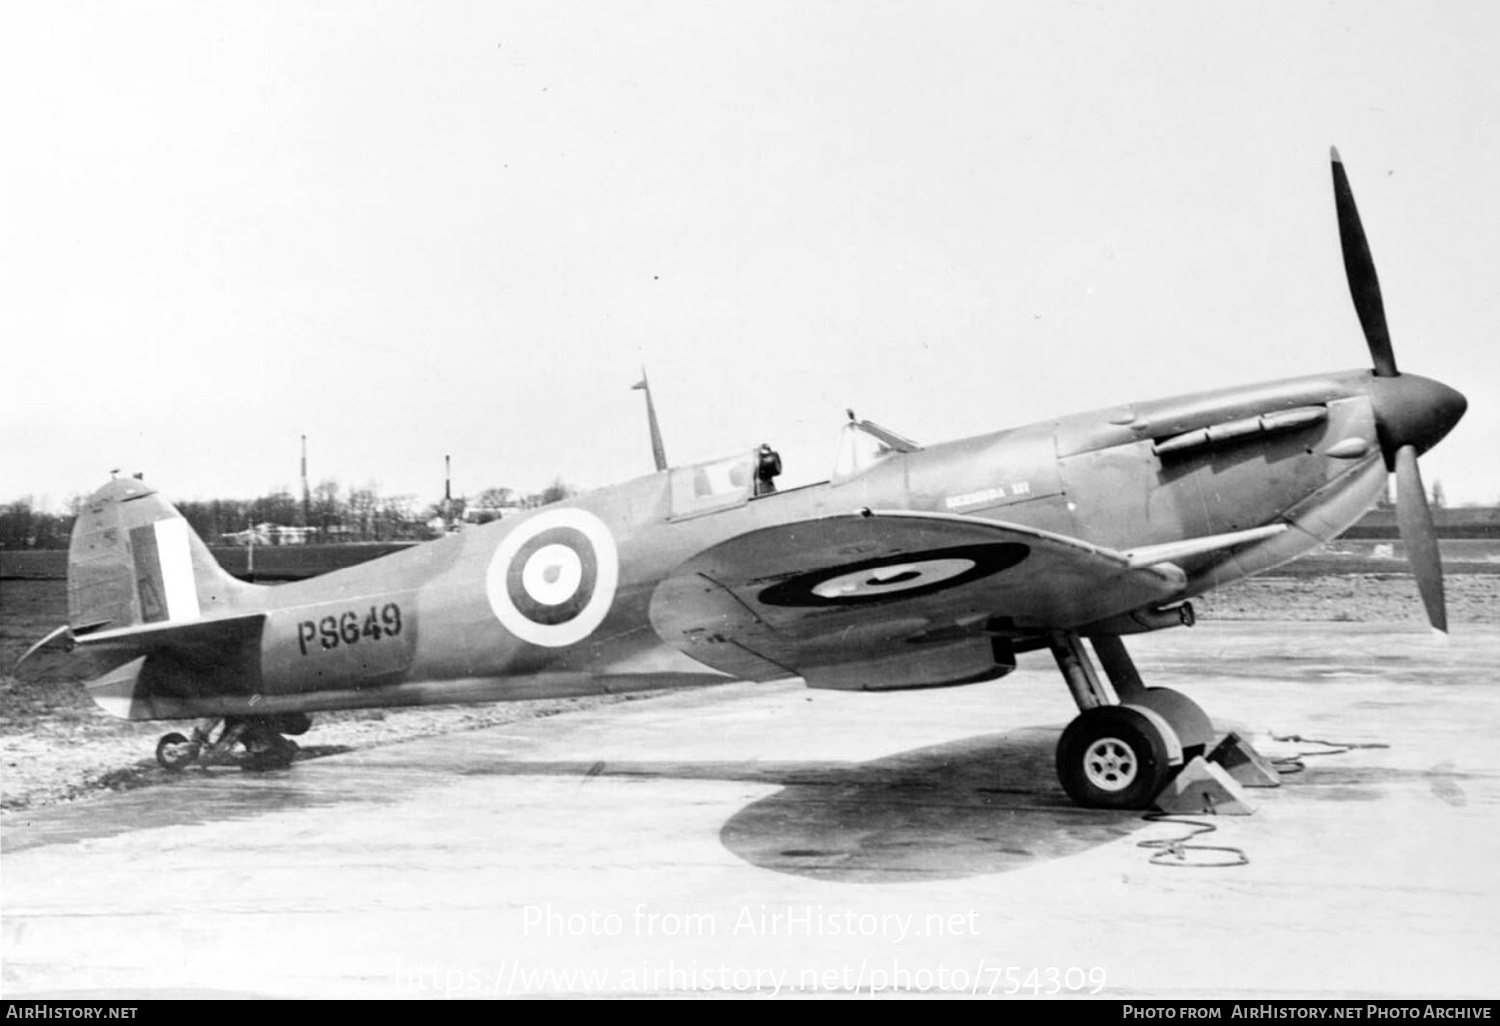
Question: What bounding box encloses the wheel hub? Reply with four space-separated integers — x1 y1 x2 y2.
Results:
1082 736 1137 792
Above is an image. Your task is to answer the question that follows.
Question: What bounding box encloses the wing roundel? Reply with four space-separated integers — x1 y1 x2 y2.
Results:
758 543 1029 607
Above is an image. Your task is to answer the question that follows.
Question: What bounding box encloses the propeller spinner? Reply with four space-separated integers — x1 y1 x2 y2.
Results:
1330 148 1467 631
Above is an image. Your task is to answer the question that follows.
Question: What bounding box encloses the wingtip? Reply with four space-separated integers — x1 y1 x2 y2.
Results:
1330 145 1343 164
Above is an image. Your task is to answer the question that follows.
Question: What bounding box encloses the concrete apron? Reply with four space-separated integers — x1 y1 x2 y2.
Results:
3 622 1497 999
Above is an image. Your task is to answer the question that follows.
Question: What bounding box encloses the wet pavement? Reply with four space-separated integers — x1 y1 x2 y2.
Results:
3 622 1497 998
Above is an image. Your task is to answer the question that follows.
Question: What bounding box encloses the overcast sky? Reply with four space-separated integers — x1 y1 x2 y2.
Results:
3 1 1497 513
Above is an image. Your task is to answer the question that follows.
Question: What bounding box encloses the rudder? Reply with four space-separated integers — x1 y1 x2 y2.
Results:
68 477 259 631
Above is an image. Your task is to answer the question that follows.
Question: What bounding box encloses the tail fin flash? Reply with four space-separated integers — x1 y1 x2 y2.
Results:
69 478 256 632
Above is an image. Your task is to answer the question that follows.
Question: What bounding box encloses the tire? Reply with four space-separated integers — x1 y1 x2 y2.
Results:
1127 687 1215 756
156 732 195 772
267 712 312 737
1056 705 1175 809
240 737 298 772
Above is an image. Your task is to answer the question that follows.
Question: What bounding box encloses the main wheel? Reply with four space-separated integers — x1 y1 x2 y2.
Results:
1127 687 1214 756
1056 705 1176 809
155 732 198 771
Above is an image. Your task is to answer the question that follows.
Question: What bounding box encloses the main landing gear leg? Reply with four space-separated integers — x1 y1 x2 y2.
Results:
1090 633 1275 793
1052 630 1234 809
1091 634 1216 758
1049 631 1181 809
1049 632 1259 812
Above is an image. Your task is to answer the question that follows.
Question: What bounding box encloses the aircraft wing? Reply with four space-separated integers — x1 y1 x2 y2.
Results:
648 510 1186 690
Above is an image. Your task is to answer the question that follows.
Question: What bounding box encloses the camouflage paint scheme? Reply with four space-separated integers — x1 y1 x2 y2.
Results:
21 150 1468 808
60 365 1459 721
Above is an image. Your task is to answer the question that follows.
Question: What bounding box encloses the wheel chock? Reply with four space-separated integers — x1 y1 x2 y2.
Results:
1154 756 1255 815
1208 731 1281 788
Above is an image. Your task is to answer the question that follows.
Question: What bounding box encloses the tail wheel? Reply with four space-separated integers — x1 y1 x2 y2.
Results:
1056 705 1176 809
155 732 197 772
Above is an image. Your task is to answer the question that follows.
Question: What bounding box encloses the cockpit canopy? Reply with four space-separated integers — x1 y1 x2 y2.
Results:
667 444 783 520
831 414 922 484
665 416 920 519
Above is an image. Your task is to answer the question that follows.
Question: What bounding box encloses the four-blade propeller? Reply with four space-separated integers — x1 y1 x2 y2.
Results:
1330 148 1467 632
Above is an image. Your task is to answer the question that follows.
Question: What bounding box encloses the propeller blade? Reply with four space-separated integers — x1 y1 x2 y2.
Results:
1394 444 1447 632
1331 147 1399 377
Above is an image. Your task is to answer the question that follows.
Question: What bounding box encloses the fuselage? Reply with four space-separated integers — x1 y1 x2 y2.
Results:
117 365 1431 721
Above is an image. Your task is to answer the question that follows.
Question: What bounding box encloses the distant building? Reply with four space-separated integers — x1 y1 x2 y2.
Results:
426 514 460 536
465 503 525 524
220 523 313 546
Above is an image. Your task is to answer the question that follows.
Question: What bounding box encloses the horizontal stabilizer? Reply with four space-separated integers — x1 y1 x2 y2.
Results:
11 622 141 684
66 613 267 719
14 613 266 716
75 612 266 660
13 624 75 671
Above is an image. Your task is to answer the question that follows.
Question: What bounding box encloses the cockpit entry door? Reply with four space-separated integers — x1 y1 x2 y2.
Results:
667 450 756 521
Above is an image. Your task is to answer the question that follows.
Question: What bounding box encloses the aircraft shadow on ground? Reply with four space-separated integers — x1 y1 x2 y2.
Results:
455 727 1145 882
716 728 1142 882
2 731 1138 876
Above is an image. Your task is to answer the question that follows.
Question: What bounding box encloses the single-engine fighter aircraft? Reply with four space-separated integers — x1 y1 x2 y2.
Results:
17 150 1467 809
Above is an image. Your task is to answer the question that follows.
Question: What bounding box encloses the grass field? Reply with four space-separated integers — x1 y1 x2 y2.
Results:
0 543 415 581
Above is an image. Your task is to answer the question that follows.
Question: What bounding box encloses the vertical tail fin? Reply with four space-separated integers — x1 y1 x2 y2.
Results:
68 478 260 631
